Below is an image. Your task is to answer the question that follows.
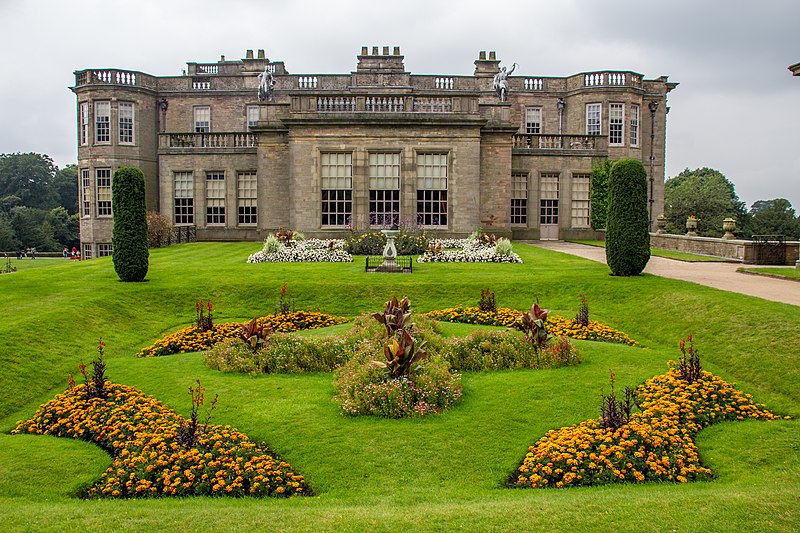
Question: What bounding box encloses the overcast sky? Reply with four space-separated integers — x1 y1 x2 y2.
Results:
1 0 798 210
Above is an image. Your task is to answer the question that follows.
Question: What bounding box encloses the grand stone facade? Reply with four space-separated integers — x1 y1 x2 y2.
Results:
72 47 677 257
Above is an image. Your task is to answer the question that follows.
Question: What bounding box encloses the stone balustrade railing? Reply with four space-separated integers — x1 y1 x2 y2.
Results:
582 71 642 88
159 133 258 149
311 95 455 113
196 64 219 75
513 134 608 151
74 69 157 89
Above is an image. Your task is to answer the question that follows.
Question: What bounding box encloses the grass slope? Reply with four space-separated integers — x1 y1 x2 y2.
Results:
1 242 798 531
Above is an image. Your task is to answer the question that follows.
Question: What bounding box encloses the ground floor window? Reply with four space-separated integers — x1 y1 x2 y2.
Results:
369 152 400 226
571 174 591 228
82 243 93 259
206 172 225 225
416 189 447 226
321 153 353 227
174 172 194 225
511 173 528 225
237 171 257 225
540 173 560 225
321 189 352 226
416 153 448 227
97 243 113 257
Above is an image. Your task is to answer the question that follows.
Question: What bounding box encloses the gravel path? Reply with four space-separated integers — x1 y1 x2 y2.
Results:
526 241 800 307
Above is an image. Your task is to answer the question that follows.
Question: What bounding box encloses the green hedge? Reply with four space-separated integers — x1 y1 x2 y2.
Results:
111 167 149 282
606 159 650 276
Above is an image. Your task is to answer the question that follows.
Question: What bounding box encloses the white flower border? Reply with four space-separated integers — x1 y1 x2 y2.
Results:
417 238 522 263
247 239 353 263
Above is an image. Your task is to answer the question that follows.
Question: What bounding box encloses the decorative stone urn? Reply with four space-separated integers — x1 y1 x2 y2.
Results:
377 226 400 272
686 217 699 237
656 214 667 234
722 218 737 240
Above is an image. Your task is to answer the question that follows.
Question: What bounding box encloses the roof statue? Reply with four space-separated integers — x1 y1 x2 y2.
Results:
493 62 517 102
258 67 276 102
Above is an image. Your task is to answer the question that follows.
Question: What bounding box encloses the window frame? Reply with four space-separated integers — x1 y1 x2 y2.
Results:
320 152 353 228
118 101 135 145
630 104 640 147
79 102 89 146
94 101 111 144
368 152 401 227
97 243 113 257
80 168 91 217
246 105 259 128
585 103 601 136
415 152 449 227
194 106 211 133
525 107 542 134
95 168 112 217
174 172 194 225
511 173 528 226
570 173 591 228
205 171 226 225
608 103 625 146
237 171 258 226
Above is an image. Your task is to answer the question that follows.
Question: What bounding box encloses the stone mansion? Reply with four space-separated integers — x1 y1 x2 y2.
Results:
72 46 676 258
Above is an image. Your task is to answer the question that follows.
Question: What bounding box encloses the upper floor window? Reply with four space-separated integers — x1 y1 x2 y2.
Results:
79 103 89 146
96 168 112 216
630 104 640 147
95 101 111 144
609 103 624 145
525 107 542 134
194 106 210 133
118 102 134 144
586 103 601 136
247 105 259 128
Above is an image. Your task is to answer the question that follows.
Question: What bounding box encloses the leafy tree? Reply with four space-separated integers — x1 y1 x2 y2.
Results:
744 199 800 239
9 206 59 251
52 165 79 214
663 168 746 237
590 159 613 230
606 159 650 276
0 153 59 211
0 211 18 251
47 207 80 249
112 167 149 282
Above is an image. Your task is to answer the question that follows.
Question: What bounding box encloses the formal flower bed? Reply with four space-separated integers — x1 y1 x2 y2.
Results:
137 311 348 357
333 351 462 418
417 238 522 263
247 239 352 263
424 307 638 346
12 382 310 498
344 228 429 255
511 363 785 489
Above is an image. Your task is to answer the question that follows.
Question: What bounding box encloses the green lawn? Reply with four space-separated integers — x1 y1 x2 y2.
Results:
1 242 798 531
738 267 800 281
568 239 735 262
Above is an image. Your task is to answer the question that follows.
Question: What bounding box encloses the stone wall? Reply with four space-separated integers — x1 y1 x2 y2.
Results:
650 233 800 264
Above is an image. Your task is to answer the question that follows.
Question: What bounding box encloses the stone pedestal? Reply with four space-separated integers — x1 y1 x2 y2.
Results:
376 228 400 272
